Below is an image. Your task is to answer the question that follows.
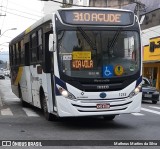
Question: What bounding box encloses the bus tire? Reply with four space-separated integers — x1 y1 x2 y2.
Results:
152 100 157 104
41 91 57 121
103 115 116 121
18 85 28 107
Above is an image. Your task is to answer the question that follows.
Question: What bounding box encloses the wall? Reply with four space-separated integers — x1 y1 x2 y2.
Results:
89 0 133 8
43 1 61 15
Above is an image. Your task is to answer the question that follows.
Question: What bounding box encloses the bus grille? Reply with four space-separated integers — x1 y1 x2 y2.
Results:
71 101 132 113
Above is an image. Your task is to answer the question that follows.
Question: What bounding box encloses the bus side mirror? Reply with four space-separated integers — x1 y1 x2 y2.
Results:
49 34 54 52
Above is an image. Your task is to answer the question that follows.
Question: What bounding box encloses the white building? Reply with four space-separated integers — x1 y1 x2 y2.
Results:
43 0 89 15
73 0 89 6
43 0 133 14
43 1 62 15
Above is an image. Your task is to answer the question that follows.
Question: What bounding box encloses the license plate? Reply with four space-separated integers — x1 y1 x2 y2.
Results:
96 103 110 109
144 94 152 98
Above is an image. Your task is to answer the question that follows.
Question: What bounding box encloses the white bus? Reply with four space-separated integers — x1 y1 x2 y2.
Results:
9 7 142 121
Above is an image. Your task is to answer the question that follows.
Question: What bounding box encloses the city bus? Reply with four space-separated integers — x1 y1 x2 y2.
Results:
9 7 142 121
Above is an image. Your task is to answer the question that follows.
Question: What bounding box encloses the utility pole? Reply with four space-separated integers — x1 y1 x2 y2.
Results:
134 0 145 20
0 13 6 42
0 6 7 17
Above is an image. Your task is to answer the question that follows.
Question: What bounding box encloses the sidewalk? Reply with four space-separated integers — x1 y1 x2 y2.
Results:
0 80 20 108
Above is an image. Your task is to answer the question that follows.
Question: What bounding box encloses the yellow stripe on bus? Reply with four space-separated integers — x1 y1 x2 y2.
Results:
14 67 23 85
25 27 31 34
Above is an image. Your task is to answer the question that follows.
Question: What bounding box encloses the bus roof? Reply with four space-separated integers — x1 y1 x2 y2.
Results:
10 14 53 44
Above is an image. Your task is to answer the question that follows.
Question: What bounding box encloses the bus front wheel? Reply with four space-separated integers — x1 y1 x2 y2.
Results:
103 115 116 121
41 93 57 121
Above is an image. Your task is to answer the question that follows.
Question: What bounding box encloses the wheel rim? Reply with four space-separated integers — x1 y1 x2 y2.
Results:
43 98 48 113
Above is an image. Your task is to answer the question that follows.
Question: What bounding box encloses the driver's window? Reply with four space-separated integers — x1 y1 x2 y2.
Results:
124 36 135 59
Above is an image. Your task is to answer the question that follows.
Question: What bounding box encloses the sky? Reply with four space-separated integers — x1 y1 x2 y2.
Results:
0 0 44 52
0 0 84 53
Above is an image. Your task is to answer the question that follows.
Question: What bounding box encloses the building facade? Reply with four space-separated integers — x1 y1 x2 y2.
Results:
43 1 62 15
72 0 133 8
141 9 160 91
72 0 89 6
89 0 132 8
143 36 160 90
43 0 134 14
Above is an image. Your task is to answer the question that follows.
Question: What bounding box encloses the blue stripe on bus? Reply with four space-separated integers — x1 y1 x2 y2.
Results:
136 76 142 89
54 76 67 96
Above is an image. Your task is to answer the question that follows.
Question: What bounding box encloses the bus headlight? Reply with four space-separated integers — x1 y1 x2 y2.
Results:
129 85 142 98
58 87 76 100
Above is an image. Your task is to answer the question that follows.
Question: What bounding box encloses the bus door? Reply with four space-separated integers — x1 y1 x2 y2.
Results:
22 42 33 104
29 31 43 107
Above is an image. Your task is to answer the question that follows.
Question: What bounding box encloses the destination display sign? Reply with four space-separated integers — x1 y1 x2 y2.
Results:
72 60 93 69
59 10 134 26
72 51 91 60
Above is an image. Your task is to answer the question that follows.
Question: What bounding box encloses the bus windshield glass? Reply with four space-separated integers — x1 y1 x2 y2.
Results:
57 29 140 78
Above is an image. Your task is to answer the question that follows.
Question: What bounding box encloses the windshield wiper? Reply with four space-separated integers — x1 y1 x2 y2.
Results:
108 28 122 50
77 27 97 51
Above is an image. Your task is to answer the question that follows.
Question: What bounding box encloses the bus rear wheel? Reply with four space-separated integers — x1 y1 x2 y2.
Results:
152 100 157 104
18 85 28 107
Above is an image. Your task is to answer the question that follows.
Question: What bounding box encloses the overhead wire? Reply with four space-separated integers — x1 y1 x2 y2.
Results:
51 0 135 8
0 35 12 39
0 0 143 23
7 0 42 14
0 6 42 18
0 0 3 8
0 9 39 20
0 44 8 47
0 1 151 35
0 0 8 31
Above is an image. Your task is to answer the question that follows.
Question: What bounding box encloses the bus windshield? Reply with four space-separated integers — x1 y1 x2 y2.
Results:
57 29 140 78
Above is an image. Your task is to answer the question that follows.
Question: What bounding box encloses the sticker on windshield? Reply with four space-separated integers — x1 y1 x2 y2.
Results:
102 65 113 78
129 65 135 72
72 51 91 60
114 65 124 76
63 55 72 60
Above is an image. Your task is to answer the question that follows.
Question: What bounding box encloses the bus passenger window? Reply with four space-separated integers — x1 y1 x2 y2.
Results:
13 45 17 65
16 43 19 64
21 40 25 65
25 42 30 65
31 33 37 63
38 29 43 61
10 46 13 66
18 42 21 64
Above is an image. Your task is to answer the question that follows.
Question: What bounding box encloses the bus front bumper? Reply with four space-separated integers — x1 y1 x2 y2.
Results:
55 93 142 117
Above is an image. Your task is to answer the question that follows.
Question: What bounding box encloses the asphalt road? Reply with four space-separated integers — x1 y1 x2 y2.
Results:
0 79 160 149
